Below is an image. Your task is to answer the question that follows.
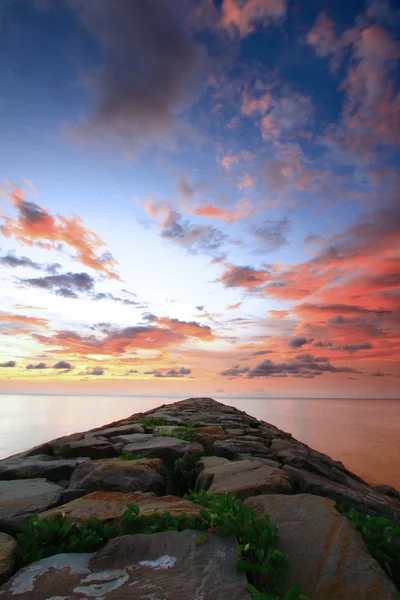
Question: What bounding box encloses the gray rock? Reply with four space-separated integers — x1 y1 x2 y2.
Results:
0 532 18 584
123 436 203 465
66 458 166 496
236 455 281 468
198 456 232 470
245 494 398 600
0 455 85 482
89 423 145 438
54 438 116 459
0 530 247 599
212 438 272 460
0 479 63 534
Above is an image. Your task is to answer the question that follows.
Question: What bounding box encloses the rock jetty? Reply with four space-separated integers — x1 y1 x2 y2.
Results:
0 397 399 599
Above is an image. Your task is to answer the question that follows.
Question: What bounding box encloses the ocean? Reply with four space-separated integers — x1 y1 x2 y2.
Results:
1 395 399 490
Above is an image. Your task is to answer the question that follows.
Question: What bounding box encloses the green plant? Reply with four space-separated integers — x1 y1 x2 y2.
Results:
184 421 204 428
17 515 114 566
139 416 176 428
120 452 145 460
171 427 200 442
344 507 400 589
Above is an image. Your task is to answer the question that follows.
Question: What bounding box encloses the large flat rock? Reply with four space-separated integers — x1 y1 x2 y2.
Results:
122 435 203 465
195 459 293 500
0 479 63 534
245 494 398 600
212 438 272 460
40 491 206 524
65 458 166 496
0 455 85 482
0 530 247 599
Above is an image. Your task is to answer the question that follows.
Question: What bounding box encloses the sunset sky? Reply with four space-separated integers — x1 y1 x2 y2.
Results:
1 0 399 398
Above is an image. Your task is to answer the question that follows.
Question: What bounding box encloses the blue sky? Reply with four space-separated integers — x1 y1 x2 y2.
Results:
0 0 399 397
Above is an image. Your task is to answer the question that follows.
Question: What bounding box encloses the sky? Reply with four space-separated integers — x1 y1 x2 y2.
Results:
0 0 399 398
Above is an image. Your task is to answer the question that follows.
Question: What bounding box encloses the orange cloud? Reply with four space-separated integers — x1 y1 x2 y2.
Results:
1 182 119 279
220 0 286 38
182 200 252 223
220 155 239 170
0 311 49 329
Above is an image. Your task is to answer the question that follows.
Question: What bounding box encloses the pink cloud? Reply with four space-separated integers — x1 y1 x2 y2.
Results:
220 0 287 38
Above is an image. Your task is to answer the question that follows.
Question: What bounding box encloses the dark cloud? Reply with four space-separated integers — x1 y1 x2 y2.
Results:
145 367 191 378
161 211 227 255
26 362 48 369
68 0 202 148
288 336 311 348
52 361 74 370
250 350 274 356
341 343 372 353
0 252 60 274
247 355 358 378
195 305 205 311
21 272 95 298
220 365 249 377
252 217 290 252
0 360 16 367
19 272 142 306
313 340 333 347
370 372 387 377
86 366 105 376
124 369 139 376
328 315 348 325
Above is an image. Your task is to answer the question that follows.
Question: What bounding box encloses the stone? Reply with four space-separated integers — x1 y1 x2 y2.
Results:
0 532 18 584
245 494 398 600
123 436 203 465
237 455 281 468
194 426 228 454
269 439 294 452
89 424 145 438
54 437 117 459
40 491 206 525
0 530 247 599
0 479 63 534
283 465 400 524
65 458 166 496
195 459 293 500
198 456 231 470
225 429 246 436
0 455 85 482
212 438 272 460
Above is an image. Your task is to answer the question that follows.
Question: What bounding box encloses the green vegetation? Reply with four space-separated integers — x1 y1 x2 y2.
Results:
16 491 310 599
138 416 176 427
17 515 113 565
343 507 400 590
120 452 146 460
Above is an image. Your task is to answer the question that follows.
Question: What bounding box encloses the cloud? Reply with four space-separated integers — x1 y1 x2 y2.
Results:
34 316 215 357
26 362 48 369
52 361 74 370
288 336 310 348
252 217 290 252
19 271 142 306
218 265 268 290
0 360 16 368
0 252 42 270
247 355 358 378
161 210 227 255
1 182 119 278
251 350 274 356
195 305 205 311
341 343 372 353
0 311 49 334
220 0 287 38
124 369 139 376
183 201 252 223
226 302 242 310
145 366 191 378
220 365 249 377
85 366 105 376
67 0 202 149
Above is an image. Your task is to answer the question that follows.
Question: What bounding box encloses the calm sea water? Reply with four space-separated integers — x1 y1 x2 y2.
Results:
1 395 399 490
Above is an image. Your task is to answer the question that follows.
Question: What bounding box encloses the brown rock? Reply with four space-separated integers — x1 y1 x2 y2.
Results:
195 459 293 500
212 438 272 460
245 494 398 600
0 532 17 584
40 491 205 524
123 436 203 465
65 458 166 496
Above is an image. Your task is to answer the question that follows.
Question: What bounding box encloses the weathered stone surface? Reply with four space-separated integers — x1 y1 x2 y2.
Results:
55 437 117 459
0 532 18 584
0 479 63 534
0 455 85 482
123 436 203 465
196 459 293 500
212 438 272 460
283 465 400 524
245 494 398 600
237 455 281 468
194 426 229 454
269 439 294 452
90 423 145 438
0 531 247 599
40 491 206 524
66 458 166 496
198 456 231 470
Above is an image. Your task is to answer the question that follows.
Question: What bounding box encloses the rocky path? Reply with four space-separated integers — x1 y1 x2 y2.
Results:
0 397 399 599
